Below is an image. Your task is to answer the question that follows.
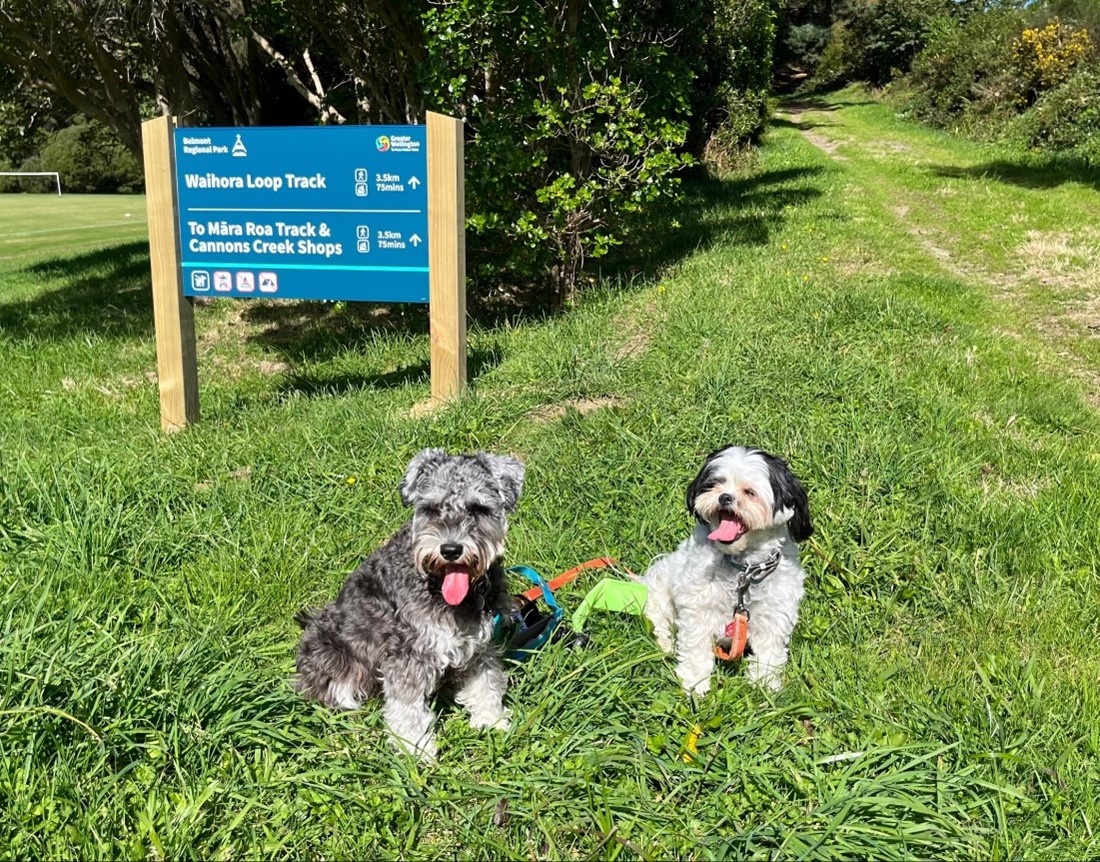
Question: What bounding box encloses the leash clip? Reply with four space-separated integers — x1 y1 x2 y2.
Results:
714 549 781 662
715 603 749 661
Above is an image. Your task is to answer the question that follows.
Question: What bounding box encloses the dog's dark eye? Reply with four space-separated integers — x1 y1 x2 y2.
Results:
468 503 492 517
742 488 757 498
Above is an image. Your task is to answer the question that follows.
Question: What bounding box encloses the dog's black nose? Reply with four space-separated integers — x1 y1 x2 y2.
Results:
718 493 733 508
440 542 463 561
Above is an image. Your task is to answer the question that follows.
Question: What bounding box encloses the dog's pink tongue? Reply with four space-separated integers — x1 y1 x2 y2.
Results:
441 566 470 605
709 516 746 543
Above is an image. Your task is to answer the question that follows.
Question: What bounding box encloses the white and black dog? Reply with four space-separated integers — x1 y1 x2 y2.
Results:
643 446 813 694
295 449 524 761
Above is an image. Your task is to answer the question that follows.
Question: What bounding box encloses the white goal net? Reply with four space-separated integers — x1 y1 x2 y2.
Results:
0 171 62 195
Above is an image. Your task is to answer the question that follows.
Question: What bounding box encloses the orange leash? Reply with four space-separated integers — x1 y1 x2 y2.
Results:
519 557 624 601
714 612 749 661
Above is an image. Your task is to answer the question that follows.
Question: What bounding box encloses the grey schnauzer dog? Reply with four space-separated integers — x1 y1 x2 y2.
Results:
295 448 524 761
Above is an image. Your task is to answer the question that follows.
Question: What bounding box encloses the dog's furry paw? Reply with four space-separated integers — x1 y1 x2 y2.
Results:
746 661 783 692
654 630 674 653
389 732 438 763
679 675 711 697
470 707 511 732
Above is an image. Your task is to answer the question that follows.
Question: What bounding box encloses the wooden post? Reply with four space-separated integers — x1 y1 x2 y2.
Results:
142 114 199 432
426 111 467 403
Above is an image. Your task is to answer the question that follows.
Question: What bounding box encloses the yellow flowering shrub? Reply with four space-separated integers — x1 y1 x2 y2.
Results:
1013 18 1095 93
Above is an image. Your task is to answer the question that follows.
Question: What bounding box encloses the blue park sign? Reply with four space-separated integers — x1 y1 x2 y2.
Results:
174 125 429 302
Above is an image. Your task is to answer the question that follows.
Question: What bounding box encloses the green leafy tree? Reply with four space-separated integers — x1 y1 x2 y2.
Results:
776 0 840 69
0 64 63 167
0 0 778 301
421 0 698 302
418 0 778 301
39 119 142 193
0 0 322 161
842 0 954 85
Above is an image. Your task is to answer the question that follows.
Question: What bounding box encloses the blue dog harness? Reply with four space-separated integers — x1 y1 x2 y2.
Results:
492 565 564 661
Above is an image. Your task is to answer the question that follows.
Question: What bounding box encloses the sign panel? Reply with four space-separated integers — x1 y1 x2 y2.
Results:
174 125 429 302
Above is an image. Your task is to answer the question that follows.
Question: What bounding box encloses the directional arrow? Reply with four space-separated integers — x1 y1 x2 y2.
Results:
408 176 421 189
409 234 422 247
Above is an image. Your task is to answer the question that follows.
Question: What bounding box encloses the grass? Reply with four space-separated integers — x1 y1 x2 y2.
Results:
0 194 149 264
1 91 1099 859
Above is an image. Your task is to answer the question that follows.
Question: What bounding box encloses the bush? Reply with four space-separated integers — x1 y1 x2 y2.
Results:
900 8 1028 135
697 0 777 172
786 23 833 70
692 0 776 136
1012 17 1095 102
39 120 142 194
1009 64 1100 161
898 5 1100 157
702 89 770 175
811 21 855 90
1045 0 1100 39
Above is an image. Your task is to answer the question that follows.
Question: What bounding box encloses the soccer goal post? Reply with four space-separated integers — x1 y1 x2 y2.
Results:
0 171 61 195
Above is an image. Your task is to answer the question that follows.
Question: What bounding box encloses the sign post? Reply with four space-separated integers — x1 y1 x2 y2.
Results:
427 112 466 402
142 115 200 432
141 112 466 432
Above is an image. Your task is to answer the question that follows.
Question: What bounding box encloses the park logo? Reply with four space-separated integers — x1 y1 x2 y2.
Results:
375 135 391 152
232 134 248 158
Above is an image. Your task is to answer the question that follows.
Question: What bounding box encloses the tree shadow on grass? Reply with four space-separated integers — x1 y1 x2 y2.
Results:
605 164 824 278
243 300 507 395
273 343 504 400
930 159 1100 192
0 241 153 342
777 96 877 113
242 299 430 364
769 115 844 135
780 100 845 114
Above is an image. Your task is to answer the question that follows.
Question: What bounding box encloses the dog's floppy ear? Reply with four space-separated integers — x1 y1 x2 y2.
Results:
481 453 525 512
400 448 449 506
685 446 727 523
760 451 813 542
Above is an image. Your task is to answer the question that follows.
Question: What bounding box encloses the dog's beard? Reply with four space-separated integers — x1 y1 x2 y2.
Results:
412 523 505 605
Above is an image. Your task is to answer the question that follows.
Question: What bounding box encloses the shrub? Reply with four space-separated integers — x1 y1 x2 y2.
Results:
39 120 141 194
698 0 777 172
899 6 1100 156
900 8 1029 134
1012 17 1095 101
807 21 850 90
786 23 833 70
702 89 770 175
1009 64 1100 162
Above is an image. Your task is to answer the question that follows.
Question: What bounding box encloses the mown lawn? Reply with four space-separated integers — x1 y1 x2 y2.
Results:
1 93 1098 859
